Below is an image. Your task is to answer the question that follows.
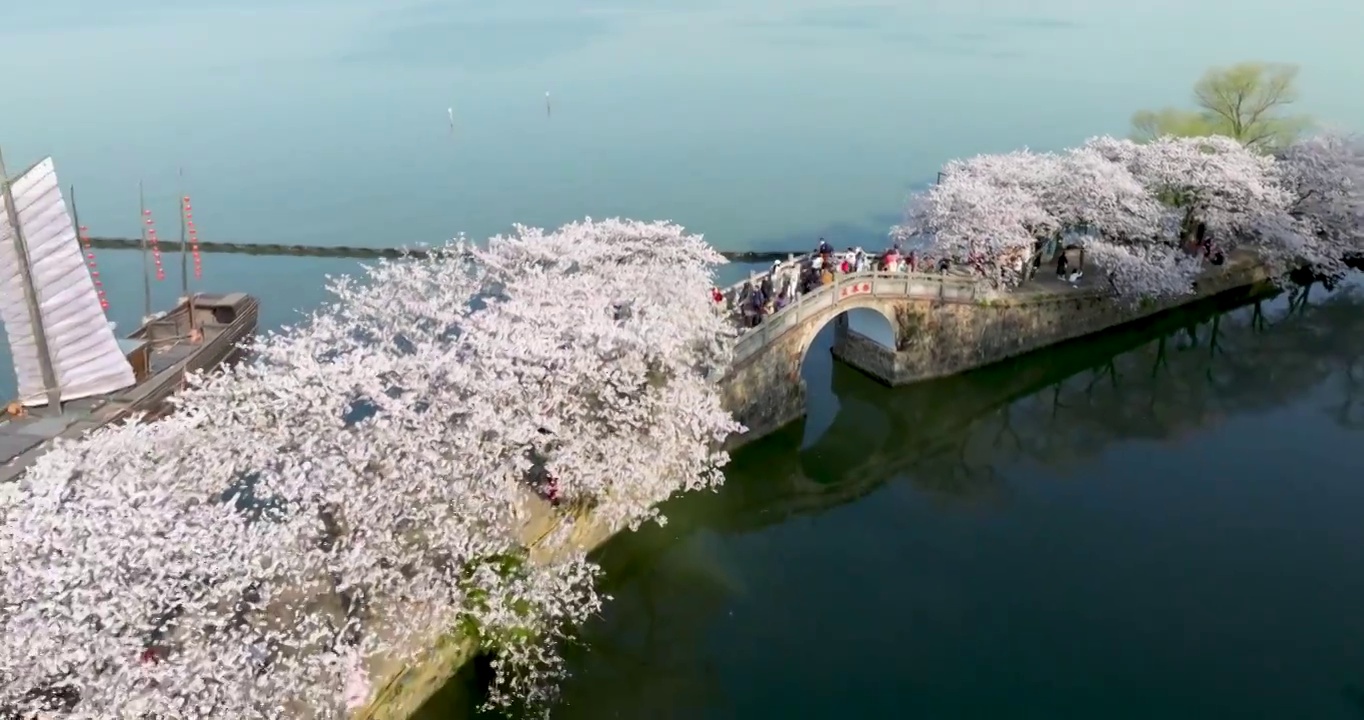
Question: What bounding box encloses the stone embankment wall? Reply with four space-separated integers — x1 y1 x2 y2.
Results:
879 258 1270 385
719 328 808 449
828 327 897 384
353 500 617 720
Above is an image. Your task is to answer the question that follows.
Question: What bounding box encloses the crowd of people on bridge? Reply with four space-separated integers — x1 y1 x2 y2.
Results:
713 238 944 329
709 234 1118 332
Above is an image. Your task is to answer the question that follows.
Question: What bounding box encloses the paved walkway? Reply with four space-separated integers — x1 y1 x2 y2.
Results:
1012 268 1101 295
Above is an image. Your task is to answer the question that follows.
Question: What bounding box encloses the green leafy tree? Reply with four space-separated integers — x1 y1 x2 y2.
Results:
1131 62 1312 150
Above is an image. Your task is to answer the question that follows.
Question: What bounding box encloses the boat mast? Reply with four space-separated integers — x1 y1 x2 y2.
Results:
138 180 151 319
70 182 84 299
69 183 79 237
0 148 62 411
178 168 188 299
177 167 197 334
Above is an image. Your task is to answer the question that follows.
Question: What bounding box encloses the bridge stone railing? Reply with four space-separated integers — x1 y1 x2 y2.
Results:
721 253 809 295
729 270 988 364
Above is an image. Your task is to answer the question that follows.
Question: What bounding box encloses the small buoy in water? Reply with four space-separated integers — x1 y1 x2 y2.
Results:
545 91 551 118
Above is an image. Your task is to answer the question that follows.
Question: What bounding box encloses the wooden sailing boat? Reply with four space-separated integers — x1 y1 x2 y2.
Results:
0 152 259 482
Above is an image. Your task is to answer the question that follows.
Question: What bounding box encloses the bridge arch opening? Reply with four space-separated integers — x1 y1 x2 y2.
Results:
798 304 898 447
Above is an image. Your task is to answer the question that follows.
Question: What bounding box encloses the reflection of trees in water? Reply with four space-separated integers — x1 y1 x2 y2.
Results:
1344 682 1364 717
689 283 1364 526
468 282 1364 717
438 527 738 719
882 282 1364 487
662 280 1364 536
547 535 735 719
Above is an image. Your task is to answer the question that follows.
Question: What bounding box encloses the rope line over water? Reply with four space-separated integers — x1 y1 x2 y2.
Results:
86 236 806 263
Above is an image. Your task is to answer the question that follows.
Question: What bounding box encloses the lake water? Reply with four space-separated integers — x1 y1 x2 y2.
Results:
4 0 1364 717
424 281 1364 719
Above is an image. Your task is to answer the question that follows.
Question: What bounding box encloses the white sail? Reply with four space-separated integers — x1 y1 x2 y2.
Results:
0 157 135 406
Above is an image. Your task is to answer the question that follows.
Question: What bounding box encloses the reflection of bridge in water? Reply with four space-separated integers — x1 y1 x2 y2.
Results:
426 281 1364 719
524 281 1364 719
663 281 1364 538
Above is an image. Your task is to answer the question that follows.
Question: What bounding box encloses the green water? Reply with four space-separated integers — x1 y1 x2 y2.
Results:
422 282 1364 719
5 1 1364 717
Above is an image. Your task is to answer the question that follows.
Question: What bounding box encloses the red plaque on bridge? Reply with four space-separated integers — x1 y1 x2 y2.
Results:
840 282 871 298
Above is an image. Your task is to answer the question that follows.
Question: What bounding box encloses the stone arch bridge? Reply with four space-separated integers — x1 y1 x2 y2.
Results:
716 256 1273 449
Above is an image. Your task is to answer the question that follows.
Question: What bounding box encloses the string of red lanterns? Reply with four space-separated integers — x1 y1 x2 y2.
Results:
182 196 202 279
143 208 166 281
78 224 111 310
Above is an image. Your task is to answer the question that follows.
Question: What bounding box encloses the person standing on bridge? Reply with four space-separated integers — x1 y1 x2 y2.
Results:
882 246 900 271
748 285 768 326
735 281 754 323
800 260 818 294
768 259 786 296
776 262 798 302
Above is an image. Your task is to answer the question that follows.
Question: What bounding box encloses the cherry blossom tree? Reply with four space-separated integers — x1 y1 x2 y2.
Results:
1089 134 1293 246
1267 132 1364 276
0 218 742 719
1046 144 1163 244
897 144 1168 288
893 150 1061 283
895 134 1334 298
1084 240 1204 300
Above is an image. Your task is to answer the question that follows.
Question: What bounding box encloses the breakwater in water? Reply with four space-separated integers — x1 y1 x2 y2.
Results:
86 236 805 264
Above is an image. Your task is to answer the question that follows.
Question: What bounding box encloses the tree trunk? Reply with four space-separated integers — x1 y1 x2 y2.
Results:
1179 207 1201 253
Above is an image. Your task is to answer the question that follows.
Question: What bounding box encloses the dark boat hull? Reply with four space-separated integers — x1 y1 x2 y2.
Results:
0 292 259 483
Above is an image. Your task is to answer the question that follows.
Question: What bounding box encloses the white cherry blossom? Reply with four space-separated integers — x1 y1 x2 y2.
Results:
895 150 1060 271
895 133 1360 298
1267 132 1364 275
1091 134 1293 242
1084 239 1204 300
1048 144 1163 242
1 218 742 719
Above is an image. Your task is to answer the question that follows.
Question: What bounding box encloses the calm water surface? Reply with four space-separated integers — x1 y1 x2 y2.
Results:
4 1 1364 717
3 0 1362 383
423 283 1364 719
5 0 1363 248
